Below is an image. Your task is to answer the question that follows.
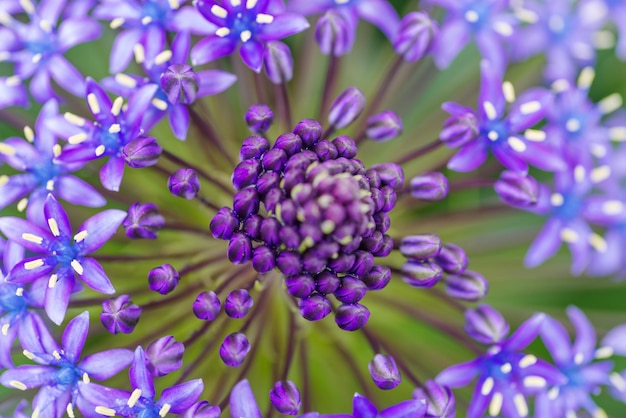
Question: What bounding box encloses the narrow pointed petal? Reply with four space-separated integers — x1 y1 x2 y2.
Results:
0 217 55 253
601 324 626 355
79 258 115 294
62 311 89 362
505 312 546 351
507 88 553 132
239 40 265 73
39 0 67 23
5 257 56 284
30 69 55 103
381 400 426 418
80 349 133 380
110 29 143 74
169 104 190 140
57 176 106 207
540 316 572 365
0 365 57 389
43 194 72 238
352 394 378 418
58 18 102 50
18 312 60 355
196 70 237 97
356 0 399 41
160 379 204 413
230 379 262 418
190 36 238 66
524 217 563 268
100 157 125 192
257 14 310 41
44 269 74 325
478 60 505 118
475 31 507 76
130 347 156 399
125 84 160 130
568 306 596 363
436 359 480 387
432 19 470 69
447 140 488 172
76 209 126 254
48 55 86 97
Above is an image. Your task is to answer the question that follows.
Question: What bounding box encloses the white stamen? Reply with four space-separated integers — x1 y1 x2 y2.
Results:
141 16 152 25
127 389 142 407
110 17 125 29
595 408 609 418
87 93 101 114
52 350 61 360
15 288 23 296
71 260 84 275
53 144 61 157
524 129 546 142
230 0 241 6
507 136 527 152
64 112 86 127
133 44 145 64
577 67 596 90
590 165 611 183
48 218 60 236
565 118 581 133
598 93 623 114
519 354 537 368
0 143 16 156
39 19 51 32
513 394 528 417
22 349 34 359
24 259 44 270
0 11 12 26
589 233 607 253
32 53 42 64
487 131 499 141
493 21 513 37
602 200 623 215
9 380 27 391
548 15 565 33
168 0 180 9
211 5 228 18
17 198 28 212
551 79 570 93
502 81 515 103
111 97 124 117
74 230 88 242
514 7 538 23
593 30 615 49
465 10 479 22
216 27 231 37
68 132 88 145
83 373 90 383
591 144 607 158
94 406 115 416
609 126 626 142
560 228 579 243
48 274 58 288
159 403 172 417
154 50 172 65
66 403 75 418
610 372 626 391
23 126 34 142
108 124 121 134
115 73 137 88
500 362 512 373
21 233 43 245
32 407 40 418
256 13 274 24
5 76 21 87
151 98 168 111
574 352 585 365
483 101 497 120
574 165 586 182
548 386 559 400
95 145 106 157
523 376 546 388
240 30 252 43
0 175 8 187
488 392 503 416
19 0 35 14
0 51 10 62
46 179 54 191
519 100 541 115
481 377 494 395
1 324 9 336
246 0 258 8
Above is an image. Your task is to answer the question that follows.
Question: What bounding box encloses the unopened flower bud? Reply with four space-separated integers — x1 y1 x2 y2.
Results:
439 107 479 148
368 354 402 390
410 172 449 201
181 401 221 418
146 335 184 377
245 104 274 134
362 265 391 290
444 270 488 302
293 119 323 147
413 380 456 418
168 168 200 199
435 244 468 274
402 260 443 288
123 136 162 168
148 264 180 295
286 274 316 299
219 332 251 367
264 41 293 84
252 245 276 273
193 291 221 321
400 234 442 260
394 12 438 62
298 295 332 321
225 289 254 318
335 303 370 331
464 304 509 345
123 202 165 240
334 277 367 303
100 295 141 334
495 171 539 207
328 87 366 128
270 381 302 415
210 207 239 240
366 110 403 142
232 159 261 190
160 64 199 105
228 232 253 265
315 10 354 56
371 163 404 189
240 136 270 160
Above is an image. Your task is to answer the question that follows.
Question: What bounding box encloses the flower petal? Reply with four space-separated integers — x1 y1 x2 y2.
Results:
109 29 143 74
447 140 488 172
190 35 238 66
540 316 572 365
160 379 204 413
43 194 72 238
230 379 262 418
57 176 106 207
568 306 596 363
77 209 127 254
79 258 115 294
58 18 102 51
435 359 480 388
380 399 426 418
257 14 310 42
169 105 190 141
62 311 90 362
80 348 134 380
197 70 237 97
432 19 470 69
356 0 400 41
48 55 86 98
505 312 546 351
130 346 155 399
524 217 563 268
100 157 126 192
44 268 75 325
239 40 265 73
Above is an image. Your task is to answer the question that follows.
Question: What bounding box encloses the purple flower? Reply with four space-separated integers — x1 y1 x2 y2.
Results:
0 194 126 324
192 0 309 72
301 393 427 418
0 76 28 109
0 100 105 225
445 61 565 174
230 379 262 418
0 311 133 417
0 0 101 103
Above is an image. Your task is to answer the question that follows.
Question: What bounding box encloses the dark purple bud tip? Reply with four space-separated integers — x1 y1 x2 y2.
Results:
210 207 239 240
181 401 221 418
316 10 353 56
228 233 253 265
334 277 367 303
245 104 274 135
252 245 276 273
225 289 254 318
435 244 468 274
193 291 221 321
168 168 200 199
328 87 366 129
123 137 162 168
495 171 539 207
335 303 370 331
413 380 456 418
286 274 316 299
362 265 391 290
270 381 302 415
160 64 200 105
123 202 165 240
394 12 438 63
401 261 443 288
444 270 488 302
366 111 403 142
240 135 270 160
264 41 294 84
298 295 332 321
440 111 479 148
146 335 184 377
293 119 323 147
232 159 261 190
464 304 510 345
368 354 402 390
219 332 251 367
148 264 180 295
409 172 449 201
100 294 141 334
371 164 404 189
332 136 358 159
400 234 442 260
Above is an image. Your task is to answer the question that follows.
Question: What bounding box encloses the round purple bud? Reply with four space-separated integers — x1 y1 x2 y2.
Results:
219 332 251 367
168 168 200 199
252 245 276 273
228 232 253 265
334 277 367 303
435 244 468 274
123 136 162 168
409 172 449 201
275 133 303 156
371 164 404 189
270 381 302 415
366 111 403 142
160 64 200 105
148 264 180 295
262 148 288 172
245 104 274 135
286 274 316 299
394 12 438 63
210 207 239 240
413 380 456 418
368 354 402 390
264 41 294 84
100 294 142 334
232 159 261 190
233 188 260 219
123 202 165 240
315 10 353 56
495 171 539 207
440 108 479 148
400 234 442 260
276 251 302 276
332 136 358 159
145 335 184 377
464 305 510 345
316 271 341 294
224 289 254 318
401 260 443 288
335 303 370 331
293 119 323 147
240 136 270 160
298 295 332 321
193 291 221 321
362 265 391 290
444 270 488 302
328 87 366 129
181 401 221 418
